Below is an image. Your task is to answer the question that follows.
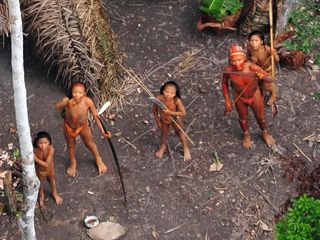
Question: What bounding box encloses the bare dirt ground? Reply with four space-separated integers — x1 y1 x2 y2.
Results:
0 1 320 239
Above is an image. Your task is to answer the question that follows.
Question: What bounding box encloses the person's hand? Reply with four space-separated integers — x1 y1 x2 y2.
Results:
162 108 172 115
255 72 264 79
225 99 232 113
68 98 76 106
103 131 112 138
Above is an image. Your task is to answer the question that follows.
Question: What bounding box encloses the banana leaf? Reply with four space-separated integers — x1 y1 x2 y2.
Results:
199 0 225 21
199 0 243 21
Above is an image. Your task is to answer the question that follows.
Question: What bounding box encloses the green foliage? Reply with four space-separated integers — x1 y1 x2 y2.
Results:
283 0 320 64
12 148 20 160
275 194 320 240
199 0 243 21
312 92 320 100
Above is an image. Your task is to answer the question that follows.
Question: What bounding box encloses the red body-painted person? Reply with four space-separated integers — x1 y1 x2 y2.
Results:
222 44 275 148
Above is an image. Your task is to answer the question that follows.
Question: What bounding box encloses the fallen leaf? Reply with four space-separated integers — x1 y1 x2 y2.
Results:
209 160 223 172
0 171 8 178
259 220 272 231
151 226 158 239
108 113 116 120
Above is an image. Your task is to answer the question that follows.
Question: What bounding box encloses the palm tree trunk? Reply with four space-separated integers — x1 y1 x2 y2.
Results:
8 0 40 239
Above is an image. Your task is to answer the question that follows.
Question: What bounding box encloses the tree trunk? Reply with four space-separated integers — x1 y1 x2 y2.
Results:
8 0 40 239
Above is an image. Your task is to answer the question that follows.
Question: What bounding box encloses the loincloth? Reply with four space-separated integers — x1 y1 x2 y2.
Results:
234 89 259 106
64 121 88 138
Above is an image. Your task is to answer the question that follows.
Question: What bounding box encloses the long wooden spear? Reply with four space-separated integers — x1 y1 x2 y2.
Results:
269 0 275 79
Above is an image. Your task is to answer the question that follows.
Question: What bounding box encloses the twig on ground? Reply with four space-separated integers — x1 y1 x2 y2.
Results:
200 196 218 208
144 189 152 213
254 187 278 212
120 137 137 151
164 222 187 234
121 127 156 149
167 142 176 172
146 56 181 78
293 143 312 162
186 95 200 110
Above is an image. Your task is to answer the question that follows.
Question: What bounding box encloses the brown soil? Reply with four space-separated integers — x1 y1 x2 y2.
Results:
0 1 320 239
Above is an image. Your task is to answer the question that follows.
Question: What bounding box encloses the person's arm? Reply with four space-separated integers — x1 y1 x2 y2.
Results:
222 72 232 112
88 98 111 138
250 63 270 81
34 146 54 168
162 98 186 117
55 97 70 110
266 45 280 64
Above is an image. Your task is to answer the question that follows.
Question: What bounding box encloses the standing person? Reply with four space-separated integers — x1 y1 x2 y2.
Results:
152 81 191 161
55 82 110 177
247 30 279 107
33 131 63 206
222 44 275 148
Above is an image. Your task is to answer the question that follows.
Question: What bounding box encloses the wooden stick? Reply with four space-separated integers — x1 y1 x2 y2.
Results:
269 0 275 79
292 143 312 162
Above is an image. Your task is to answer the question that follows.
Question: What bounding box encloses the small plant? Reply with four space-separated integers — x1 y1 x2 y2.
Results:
275 194 320 240
312 92 320 100
283 0 320 64
199 0 243 21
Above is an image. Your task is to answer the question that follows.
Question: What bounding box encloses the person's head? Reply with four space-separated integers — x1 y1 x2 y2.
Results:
160 80 181 100
248 30 265 50
70 82 86 102
229 44 246 71
33 131 52 151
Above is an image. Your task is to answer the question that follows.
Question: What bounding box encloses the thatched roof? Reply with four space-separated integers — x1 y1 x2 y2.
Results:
0 0 130 110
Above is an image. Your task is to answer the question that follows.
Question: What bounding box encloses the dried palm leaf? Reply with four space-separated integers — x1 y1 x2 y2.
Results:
20 0 132 110
0 0 10 37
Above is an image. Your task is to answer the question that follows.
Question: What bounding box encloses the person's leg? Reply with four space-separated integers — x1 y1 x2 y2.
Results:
80 126 107 175
37 173 45 207
47 173 63 205
63 126 77 177
251 92 275 147
264 81 277 115
155 123 169 159
173 119 191 161
235 100 251 148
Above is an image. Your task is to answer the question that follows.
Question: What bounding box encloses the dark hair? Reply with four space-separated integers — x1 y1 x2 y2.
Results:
67 81 87 98
160 80 181 99
249 30 265 45
33 131 52 147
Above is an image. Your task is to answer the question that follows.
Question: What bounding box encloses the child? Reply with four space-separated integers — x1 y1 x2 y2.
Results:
55 82 110 177
33 131 63 207
152 81 191 161
222 44 275 148
247 30 279 107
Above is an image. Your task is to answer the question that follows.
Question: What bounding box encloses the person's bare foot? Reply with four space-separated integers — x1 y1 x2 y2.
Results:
261 130 275 147
67 162 77 177
242 132 253 149
183 147 191 161
53 193 63 205
155 144 167 159
96 158 108 175
39 191 45 207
